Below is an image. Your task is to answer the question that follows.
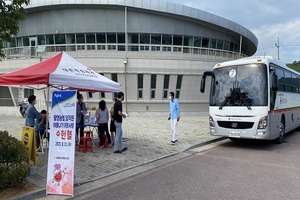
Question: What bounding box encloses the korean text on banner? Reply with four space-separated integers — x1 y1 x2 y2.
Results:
46 90 76 196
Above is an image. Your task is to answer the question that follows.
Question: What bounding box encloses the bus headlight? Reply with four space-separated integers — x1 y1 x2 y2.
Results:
258 116 268 129
209 115 215 127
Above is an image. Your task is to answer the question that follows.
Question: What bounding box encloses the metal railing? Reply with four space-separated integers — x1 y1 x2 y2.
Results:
0 98 48 109
2 44 247 61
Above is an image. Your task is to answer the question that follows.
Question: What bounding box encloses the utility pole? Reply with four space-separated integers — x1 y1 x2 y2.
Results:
275 37 280 60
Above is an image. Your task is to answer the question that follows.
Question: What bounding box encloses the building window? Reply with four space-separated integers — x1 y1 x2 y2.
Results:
223 41 230 50
128 45 139 51
176 75 183 99
97 45 106 50
99 73 105 98
173 35 182 46
163 75 170 99
151 46 160 51
140 34 150 44
202 38 209 48
16 37 23 47
96 33 106 43
107 45 116 50
140 46 149 51
107 33 116 43
162 46 171 51
210 39 217 49
23 37 29 46
151 34 161 44
66 34 75 44
194 37 201 47
151 74 157 99
24 89 34 98
37 35 46 45
88 92 93 99
45 35 54 45
118 45 125 51
128 33 138 44
86 33 96 43
184 36 193 47
173 47 182 52
112 73 118 98
117 33 125 43
138 74 143 99
76 34 85 43
216 40 223 50
162 34 172 45
55 34 66 44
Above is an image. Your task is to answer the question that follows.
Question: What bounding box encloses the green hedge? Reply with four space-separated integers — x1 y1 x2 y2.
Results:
0 131 28 188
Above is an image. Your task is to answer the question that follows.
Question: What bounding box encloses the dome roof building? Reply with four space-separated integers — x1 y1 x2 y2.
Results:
0 0 257 114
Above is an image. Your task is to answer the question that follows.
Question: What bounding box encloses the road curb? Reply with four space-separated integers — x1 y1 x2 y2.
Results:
12 137 225 200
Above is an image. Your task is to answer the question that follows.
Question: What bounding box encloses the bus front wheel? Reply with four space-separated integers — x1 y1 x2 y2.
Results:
275 119 285 144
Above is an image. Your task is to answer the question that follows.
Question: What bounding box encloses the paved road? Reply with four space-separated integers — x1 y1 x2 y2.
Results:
69 131 300 200
2 113 221 199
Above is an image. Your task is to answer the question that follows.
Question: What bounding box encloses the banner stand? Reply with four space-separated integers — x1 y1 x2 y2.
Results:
21 126 37 168
46 90 76 197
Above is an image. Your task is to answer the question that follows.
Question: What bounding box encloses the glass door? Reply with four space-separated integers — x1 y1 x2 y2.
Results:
29 37 37 57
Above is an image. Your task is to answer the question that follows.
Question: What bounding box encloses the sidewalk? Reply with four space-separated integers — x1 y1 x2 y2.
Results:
3 114 217 199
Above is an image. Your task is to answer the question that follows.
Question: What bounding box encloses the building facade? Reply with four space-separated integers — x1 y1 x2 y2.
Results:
0 0 258 115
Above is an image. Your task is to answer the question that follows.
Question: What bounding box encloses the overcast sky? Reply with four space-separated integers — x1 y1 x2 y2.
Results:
167 0 300 63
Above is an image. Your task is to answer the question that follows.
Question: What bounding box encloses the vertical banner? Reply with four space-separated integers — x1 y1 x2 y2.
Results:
46 90 76 196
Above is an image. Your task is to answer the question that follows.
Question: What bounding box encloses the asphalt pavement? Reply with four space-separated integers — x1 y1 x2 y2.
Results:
2 113 220 199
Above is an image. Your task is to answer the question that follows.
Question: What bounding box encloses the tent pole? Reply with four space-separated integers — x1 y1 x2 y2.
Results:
45 85 50 155
124 6 128 113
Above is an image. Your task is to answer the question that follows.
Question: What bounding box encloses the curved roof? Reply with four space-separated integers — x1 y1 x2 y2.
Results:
24 0 257 53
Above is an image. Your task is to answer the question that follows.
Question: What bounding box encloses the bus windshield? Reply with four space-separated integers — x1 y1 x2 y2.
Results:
210 63 268 108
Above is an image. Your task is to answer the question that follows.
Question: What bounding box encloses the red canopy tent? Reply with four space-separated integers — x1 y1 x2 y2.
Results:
0 51 121 92
0 52 121 153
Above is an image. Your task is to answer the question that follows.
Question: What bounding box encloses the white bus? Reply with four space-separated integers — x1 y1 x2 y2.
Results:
200 56 300 143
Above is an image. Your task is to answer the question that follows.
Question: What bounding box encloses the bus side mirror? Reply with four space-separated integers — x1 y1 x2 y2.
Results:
272 74 278 91
200 78 206 93
200 71 212 93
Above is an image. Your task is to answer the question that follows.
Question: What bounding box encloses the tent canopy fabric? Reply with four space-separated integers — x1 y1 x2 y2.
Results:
0 52 121 92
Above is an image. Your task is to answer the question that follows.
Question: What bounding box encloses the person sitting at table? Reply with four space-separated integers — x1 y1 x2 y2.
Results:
35 109 47 151
95 100 112 148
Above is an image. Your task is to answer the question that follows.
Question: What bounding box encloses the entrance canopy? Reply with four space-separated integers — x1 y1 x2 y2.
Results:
0 52 121 92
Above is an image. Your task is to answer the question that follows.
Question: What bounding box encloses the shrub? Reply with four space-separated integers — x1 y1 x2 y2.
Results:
0 131 28 189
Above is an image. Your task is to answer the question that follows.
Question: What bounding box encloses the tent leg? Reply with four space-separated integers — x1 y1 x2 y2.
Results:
45 86 50 154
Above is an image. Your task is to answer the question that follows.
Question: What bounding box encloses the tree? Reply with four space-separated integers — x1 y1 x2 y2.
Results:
287 61 300 73
0 0 30 60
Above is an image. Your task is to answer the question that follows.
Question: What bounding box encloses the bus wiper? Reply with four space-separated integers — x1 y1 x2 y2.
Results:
219 81 238 110
219 87 252 110
236 88 252 110
219 95 231 110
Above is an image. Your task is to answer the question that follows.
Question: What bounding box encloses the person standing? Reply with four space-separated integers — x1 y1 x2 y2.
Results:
95 100 111 148
109 98 117 146
76 93 87 144
168 91 180 143
25 95 42 150
25 95 42 127
113 92 127 153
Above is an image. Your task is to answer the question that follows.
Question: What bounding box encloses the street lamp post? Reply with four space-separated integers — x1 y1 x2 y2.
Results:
275 37 280 60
